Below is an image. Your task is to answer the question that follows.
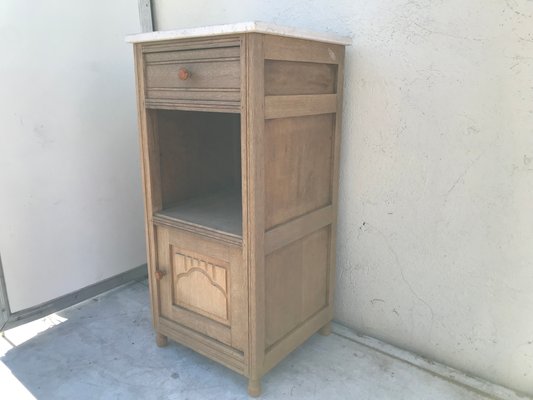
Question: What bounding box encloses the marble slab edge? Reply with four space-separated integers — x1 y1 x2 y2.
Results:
125 21 352 45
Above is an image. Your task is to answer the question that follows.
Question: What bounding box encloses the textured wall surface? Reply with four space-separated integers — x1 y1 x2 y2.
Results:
0 1 146 311
151 0 533 394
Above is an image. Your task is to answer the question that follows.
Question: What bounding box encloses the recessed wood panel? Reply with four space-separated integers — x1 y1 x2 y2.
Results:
264 114 334 229
301 229 330 321
263 35 343 64
265 239 301 347
172 249 230 325
265 60 336 96
265 227 330 347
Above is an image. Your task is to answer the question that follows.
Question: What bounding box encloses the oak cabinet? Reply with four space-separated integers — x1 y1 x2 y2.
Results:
127 22 349 396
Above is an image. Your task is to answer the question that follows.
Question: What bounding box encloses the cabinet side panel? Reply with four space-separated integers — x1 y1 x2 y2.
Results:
260 35 345 375
262 36 342 232
263 35 343 64
265 227 330 347
264 114 334 229
264 60 336 95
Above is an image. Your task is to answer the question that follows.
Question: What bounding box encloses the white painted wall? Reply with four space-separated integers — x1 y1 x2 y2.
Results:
152 0 533 395
0 1 146 312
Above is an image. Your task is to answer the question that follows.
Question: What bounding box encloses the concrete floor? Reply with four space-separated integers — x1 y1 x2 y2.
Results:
0 280 521 400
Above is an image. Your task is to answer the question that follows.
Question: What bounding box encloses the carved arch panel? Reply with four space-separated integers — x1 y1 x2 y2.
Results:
171 247 230 325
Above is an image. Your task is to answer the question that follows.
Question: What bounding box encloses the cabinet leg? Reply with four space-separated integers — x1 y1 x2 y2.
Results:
156 332 168 347
247 378 261 397
318 321 332 336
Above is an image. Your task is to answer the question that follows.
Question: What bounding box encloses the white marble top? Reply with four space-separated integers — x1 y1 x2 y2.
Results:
125 21 351 45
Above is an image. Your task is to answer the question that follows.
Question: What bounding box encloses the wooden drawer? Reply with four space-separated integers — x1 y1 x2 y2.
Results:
144 46 241 106
154 225 247 351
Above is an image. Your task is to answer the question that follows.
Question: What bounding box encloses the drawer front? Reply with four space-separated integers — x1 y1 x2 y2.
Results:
144 46 240 106
155 225 247 351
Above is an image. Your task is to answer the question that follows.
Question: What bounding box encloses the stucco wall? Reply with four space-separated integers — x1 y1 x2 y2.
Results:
153 0 533 395
0 1 146 312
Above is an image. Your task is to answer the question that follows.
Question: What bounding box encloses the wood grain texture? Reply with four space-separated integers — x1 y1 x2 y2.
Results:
142 37 241 53
133 44 161 330
263 306 330 374
264 114 334 229
264 94 337 119
238 34 251 376
265 227 330 347
156 110 241 208
265 60 336 95
172 250 230 325
145 46 240 63
143 41 241 107
155 332 168 347
264 205 333 255
248 378 261 397
243 32 266 386
263 35 343 64
152 214 242 246
327 46 345 319
158 317 245 374
145 90 240 104
146 60 240 90
156 225 246 351
163 301 232 346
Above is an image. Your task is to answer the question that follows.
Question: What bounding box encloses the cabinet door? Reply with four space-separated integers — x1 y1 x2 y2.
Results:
155 225 247 351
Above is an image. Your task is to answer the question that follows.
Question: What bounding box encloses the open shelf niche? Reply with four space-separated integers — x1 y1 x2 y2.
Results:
152 109 242 238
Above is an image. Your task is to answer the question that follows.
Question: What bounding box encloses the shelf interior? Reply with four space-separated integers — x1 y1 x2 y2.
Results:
152 109 242 239
155 190 242 237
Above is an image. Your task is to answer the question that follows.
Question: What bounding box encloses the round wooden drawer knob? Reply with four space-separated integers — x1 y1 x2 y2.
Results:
155 270 166 280
178 68 190 80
